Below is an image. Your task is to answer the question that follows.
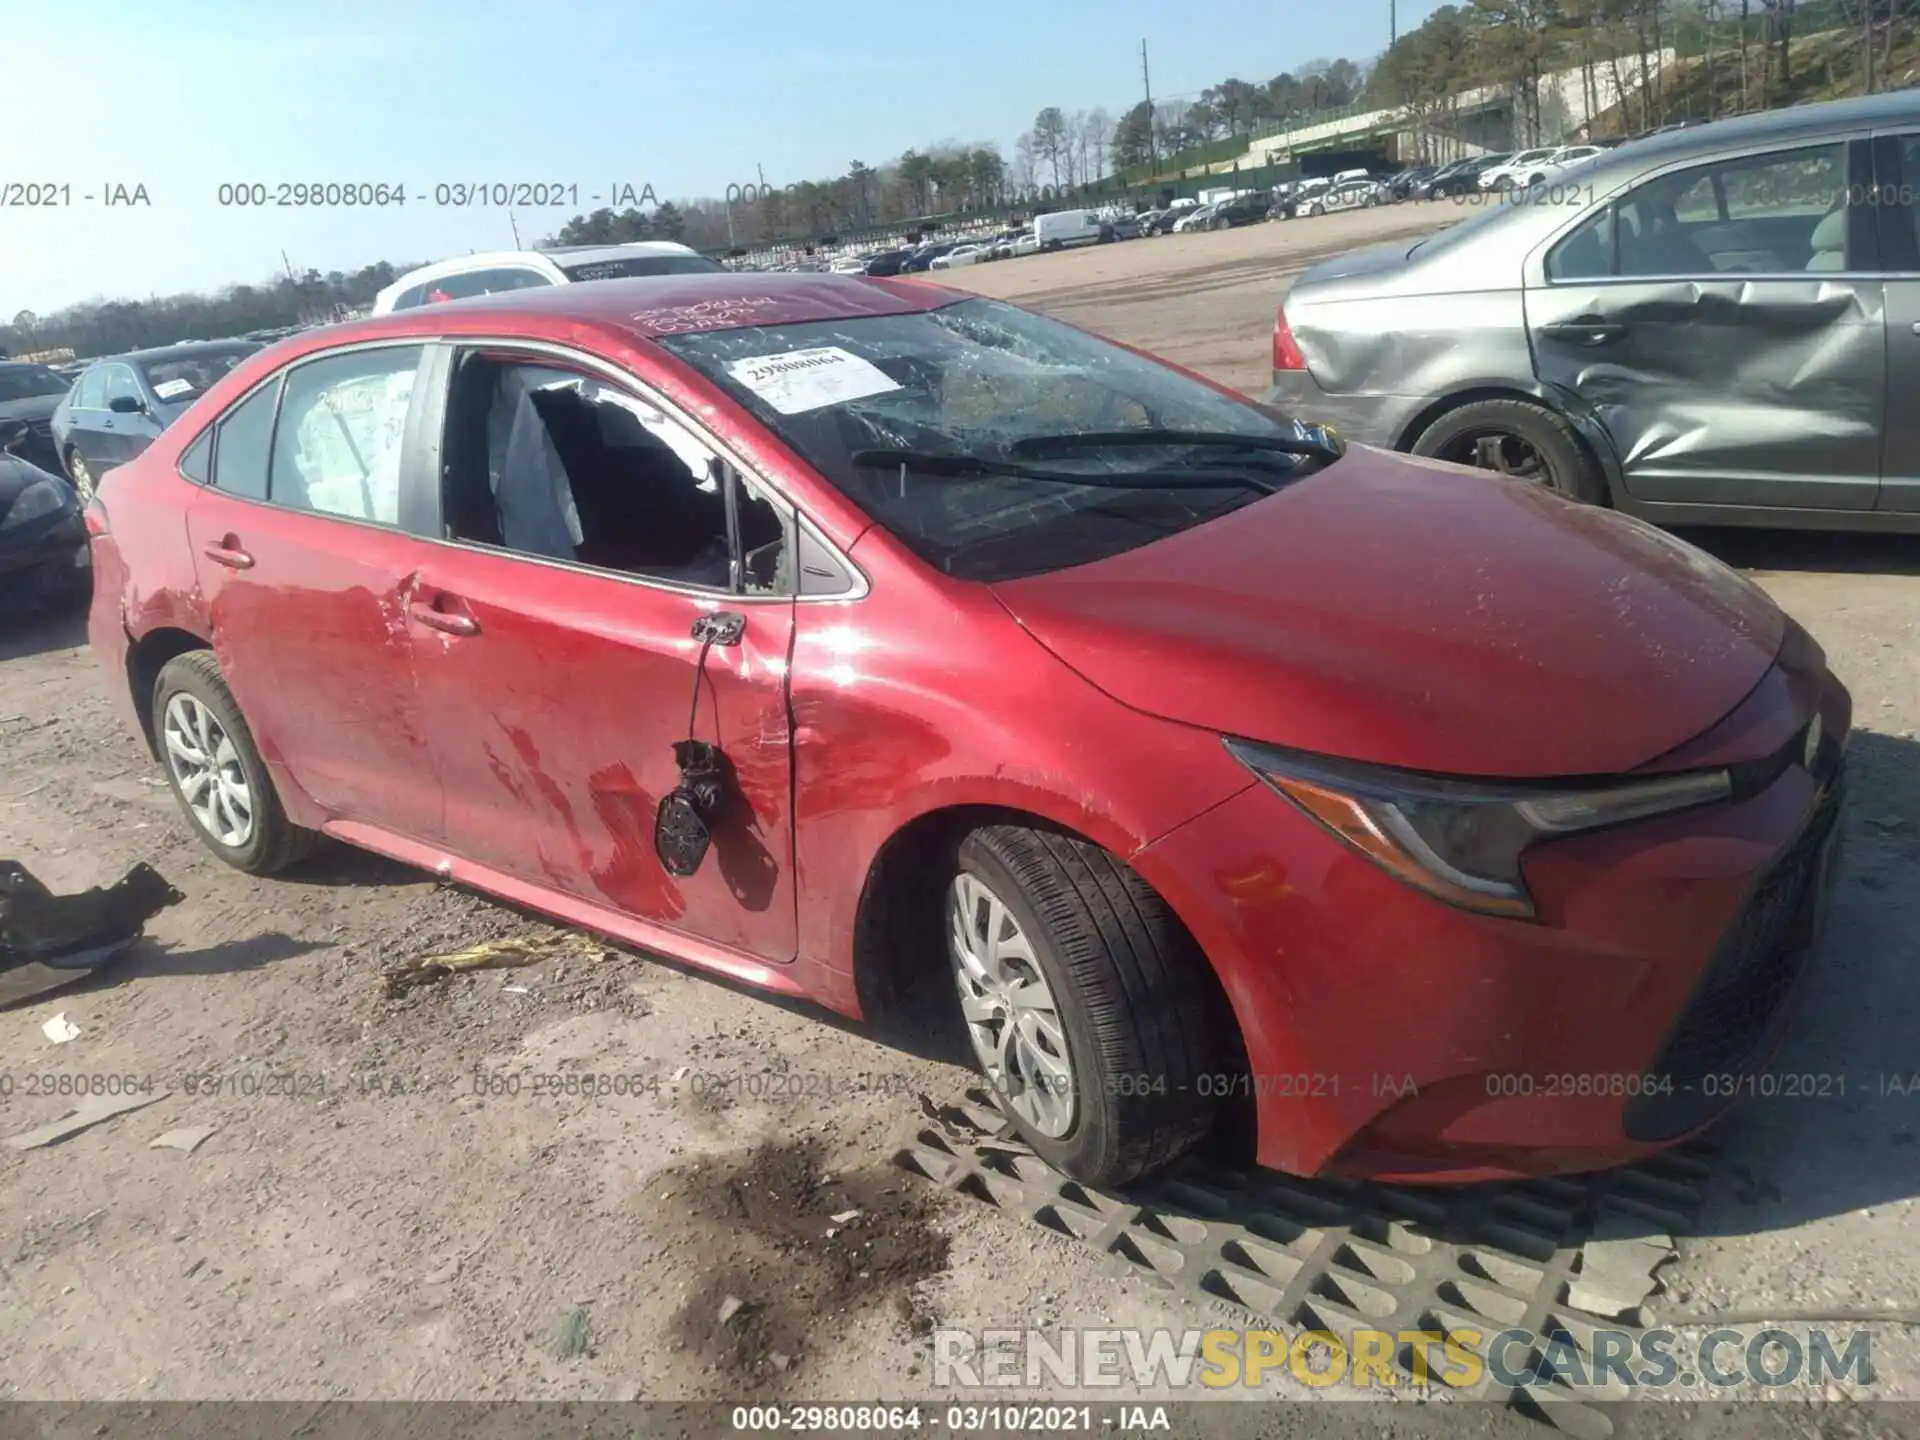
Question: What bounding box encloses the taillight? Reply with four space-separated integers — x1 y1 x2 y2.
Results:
1272 309 1308 372
83 497 110 538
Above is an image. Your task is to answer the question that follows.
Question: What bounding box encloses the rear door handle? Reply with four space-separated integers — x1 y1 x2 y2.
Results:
408 595 479 637
202 537 254 570
1543 316 1627 345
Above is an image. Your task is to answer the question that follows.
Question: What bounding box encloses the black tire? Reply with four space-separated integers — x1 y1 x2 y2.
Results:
1410 397 1608 505
151 650 321 875
949 824 1217 1186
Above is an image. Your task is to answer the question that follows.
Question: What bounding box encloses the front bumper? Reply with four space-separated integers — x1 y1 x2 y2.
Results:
1137 668 1851 1183
0 508 87 578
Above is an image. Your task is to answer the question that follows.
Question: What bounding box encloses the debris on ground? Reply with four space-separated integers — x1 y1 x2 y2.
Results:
150 1125 218 1154
381 932 613 998
40 1012 80 1043
6 1088 171 1151
553 1304 593 1359
0 861 183 1007
1566 1214 1676 1319
717 1295 749 1326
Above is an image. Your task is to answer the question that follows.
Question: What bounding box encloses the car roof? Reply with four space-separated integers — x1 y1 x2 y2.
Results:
83 340 261 368
285 273 957 348
380 242 701 294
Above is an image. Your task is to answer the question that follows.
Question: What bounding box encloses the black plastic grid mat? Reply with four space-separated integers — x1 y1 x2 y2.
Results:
894 1088 1716 1438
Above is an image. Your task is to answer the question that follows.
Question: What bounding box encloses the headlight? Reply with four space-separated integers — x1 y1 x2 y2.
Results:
1226 738 1733 919
0 480 70 531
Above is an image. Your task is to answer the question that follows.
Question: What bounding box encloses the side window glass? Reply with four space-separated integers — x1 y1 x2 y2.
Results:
1617 142 1847 277
391 284 429 311
270 347 421 525
77 367 107 409
178 429 212 484
441 356 789 594
103 366 141 407
1547 204 1615 280
210 380 279 500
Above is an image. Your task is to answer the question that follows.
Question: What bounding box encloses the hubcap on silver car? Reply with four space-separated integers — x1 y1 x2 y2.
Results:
948 871 1076 1137
163 694 253 848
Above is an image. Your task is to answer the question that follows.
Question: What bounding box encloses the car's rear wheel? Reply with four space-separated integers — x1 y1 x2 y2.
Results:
64 448 94 501
1411 398 1608 505
946 824 1216 1186
152 651 320 875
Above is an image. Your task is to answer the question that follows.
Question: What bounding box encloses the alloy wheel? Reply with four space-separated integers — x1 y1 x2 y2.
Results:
948 871 1076 1138
66 450 93 502
162 693 254 848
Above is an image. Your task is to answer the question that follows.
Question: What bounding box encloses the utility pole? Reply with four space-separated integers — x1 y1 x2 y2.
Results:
508 209 522 248
1141 39 1157 175
1390 0 1397 46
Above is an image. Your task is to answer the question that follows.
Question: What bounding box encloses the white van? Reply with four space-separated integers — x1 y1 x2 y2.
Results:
1032 210 1107 252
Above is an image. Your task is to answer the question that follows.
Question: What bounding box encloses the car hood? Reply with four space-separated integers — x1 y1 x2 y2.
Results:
990 448 1785 779
0 395 62 424
0 451 70 514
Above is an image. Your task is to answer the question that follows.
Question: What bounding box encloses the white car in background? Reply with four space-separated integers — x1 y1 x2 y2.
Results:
1171 204 1219 233
1477 146 1569 190
930 243 992 269
371 241 721 314
1524 144 1606 183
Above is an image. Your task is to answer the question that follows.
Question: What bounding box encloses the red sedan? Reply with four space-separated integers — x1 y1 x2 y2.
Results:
85 275 1849 1186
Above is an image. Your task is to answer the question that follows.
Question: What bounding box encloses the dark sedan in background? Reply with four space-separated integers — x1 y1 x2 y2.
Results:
1266 90 1920 532
1423 154 1512 197
0 362 75 475
0 420 88 613
51 341 261 496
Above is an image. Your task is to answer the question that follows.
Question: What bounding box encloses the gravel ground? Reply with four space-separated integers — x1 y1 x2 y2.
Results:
1 203 1916 1432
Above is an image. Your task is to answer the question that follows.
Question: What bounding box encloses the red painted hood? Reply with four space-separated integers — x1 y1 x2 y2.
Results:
991 448 1786 778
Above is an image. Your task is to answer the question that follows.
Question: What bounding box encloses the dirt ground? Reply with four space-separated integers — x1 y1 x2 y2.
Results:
2 202 1918 1429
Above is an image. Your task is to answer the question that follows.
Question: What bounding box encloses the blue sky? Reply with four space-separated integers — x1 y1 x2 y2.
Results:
0 0 1442 316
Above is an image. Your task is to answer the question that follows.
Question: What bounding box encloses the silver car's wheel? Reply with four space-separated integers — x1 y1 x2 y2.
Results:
949 869 1076 1138
66 448 94 501
163 692 254 848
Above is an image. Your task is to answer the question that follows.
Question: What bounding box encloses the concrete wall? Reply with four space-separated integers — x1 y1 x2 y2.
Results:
1241 47 1677 171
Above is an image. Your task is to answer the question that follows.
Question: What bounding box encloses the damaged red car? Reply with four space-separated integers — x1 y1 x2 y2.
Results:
86 275 1849 1186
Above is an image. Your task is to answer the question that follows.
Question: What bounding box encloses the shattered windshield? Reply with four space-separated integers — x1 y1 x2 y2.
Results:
657 298 1325 581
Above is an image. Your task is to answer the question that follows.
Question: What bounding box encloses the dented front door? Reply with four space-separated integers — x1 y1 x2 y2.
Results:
1526 135 1884 512
407 546 799 965
1527 275 1885 512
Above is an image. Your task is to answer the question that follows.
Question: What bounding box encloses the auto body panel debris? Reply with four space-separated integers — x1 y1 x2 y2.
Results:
40 1012 79 1043
381 932 611 998
0 860 183 1007
6 1087 171 1150
150 1125 218 1154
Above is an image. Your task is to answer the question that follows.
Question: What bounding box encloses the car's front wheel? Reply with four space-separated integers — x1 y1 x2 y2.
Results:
946 824 1217 1186
1412 398 1608 505
152 651 320 874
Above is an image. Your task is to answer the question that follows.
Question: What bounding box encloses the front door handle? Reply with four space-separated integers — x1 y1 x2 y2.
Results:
1543 316 1627 345
202 536 254 570
1908 321 1920 335
408 596 479 637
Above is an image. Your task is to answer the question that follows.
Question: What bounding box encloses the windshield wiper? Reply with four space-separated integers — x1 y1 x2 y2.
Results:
848 448 1278 495
1008 428 1343 465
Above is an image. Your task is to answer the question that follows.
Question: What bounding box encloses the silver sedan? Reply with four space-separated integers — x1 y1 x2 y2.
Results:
1265 90 1920 532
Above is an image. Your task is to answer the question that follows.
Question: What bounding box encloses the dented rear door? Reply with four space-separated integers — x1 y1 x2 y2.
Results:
1526 134 1884 512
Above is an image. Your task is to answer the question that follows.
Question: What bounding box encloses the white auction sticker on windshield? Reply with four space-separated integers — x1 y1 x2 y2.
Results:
727 347 900 414
151 378 195 400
